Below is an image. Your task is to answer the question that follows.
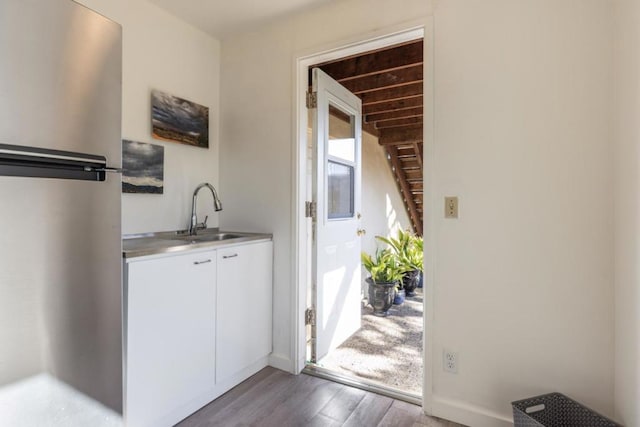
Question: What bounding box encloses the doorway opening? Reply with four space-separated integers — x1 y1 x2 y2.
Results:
301 35 425 404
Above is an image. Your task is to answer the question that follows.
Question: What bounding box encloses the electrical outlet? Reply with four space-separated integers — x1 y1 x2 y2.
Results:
444 196 458 218
443 350 458 373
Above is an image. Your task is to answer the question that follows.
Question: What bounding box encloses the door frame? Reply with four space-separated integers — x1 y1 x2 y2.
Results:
292 18 435 413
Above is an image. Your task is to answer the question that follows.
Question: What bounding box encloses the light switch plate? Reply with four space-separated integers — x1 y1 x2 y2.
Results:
445 196 458 218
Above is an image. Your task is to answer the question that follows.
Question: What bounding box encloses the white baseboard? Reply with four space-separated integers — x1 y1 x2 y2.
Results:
432 395 513 427
268 353 294 373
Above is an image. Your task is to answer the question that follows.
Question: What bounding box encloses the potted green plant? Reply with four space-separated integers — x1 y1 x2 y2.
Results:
377 229 423 297
361 248 404 316
402 234 423 296
414 236 424 288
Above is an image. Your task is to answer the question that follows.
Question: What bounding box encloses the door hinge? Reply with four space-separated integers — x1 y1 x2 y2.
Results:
306 91 317 109
305 307 316 326
305 201 317 219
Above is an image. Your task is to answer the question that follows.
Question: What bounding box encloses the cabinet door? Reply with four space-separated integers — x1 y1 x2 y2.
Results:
216 241 273 384
125 250 216 427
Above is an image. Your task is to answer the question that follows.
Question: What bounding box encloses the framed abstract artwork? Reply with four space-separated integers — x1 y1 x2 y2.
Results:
122 139 164 194
151 89 209 148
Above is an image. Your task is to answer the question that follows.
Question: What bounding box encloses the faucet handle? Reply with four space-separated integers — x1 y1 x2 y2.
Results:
196 215 208 231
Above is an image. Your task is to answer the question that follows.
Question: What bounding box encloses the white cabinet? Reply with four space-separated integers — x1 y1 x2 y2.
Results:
124 250 216 427
123 239 273 427
216 241 273 384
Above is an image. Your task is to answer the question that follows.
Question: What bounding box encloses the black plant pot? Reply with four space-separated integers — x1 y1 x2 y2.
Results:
366 277 396 317
402 269 421 297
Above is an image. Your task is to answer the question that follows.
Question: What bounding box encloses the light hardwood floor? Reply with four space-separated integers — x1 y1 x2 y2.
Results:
178 367 462 427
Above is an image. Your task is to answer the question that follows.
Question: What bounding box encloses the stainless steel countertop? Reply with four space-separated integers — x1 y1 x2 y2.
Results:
122 228 273 259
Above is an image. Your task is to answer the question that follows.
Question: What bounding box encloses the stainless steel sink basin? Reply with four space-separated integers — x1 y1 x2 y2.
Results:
173 233 243 243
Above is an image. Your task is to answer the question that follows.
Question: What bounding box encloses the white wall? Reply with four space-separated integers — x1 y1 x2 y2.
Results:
361 131 413 257
76 0 221 235
613 0 640 425
221 0 616 425
432 1 614 424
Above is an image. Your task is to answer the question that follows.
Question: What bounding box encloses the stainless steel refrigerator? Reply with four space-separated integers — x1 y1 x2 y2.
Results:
0 0 123 423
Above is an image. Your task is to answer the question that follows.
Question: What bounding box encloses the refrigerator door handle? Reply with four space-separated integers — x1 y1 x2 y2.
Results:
88 167 122 174
0 143 118 181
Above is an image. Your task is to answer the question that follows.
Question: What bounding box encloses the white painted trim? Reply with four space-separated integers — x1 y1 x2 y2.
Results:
292 39 309 375
422 16 435 415
292 18 433 409
295 26 425 71
268 353 293 373
432 396 514 427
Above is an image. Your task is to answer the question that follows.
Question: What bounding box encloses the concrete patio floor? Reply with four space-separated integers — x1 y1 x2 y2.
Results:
317 288 424 395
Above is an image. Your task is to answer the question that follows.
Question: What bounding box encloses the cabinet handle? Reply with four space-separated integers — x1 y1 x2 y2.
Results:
193 259 212 265
222 254 238 259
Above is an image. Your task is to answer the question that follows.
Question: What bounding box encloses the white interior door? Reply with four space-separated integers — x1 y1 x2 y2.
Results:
311 68 363 362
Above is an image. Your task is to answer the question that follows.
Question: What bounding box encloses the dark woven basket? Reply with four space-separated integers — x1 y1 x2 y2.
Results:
512 393 622 427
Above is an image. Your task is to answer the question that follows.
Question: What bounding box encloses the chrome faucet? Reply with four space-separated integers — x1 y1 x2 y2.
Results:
189 182 223 235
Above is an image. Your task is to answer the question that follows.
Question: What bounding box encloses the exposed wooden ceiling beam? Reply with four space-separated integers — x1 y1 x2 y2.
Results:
339 65 423 95
378 126 423 145
364 107 422 123
366 107 423 123
375 117 423 129
363 96 423 115
339 63 423 84
312 40 423 82
364 107 422 124
359 83 423 106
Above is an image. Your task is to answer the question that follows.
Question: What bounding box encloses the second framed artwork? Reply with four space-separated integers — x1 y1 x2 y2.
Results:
122 139 164 194
151 89 209 149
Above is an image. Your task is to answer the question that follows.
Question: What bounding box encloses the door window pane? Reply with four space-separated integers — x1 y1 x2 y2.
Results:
328 138 355 162
328 105 355 162
327 161 354 219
